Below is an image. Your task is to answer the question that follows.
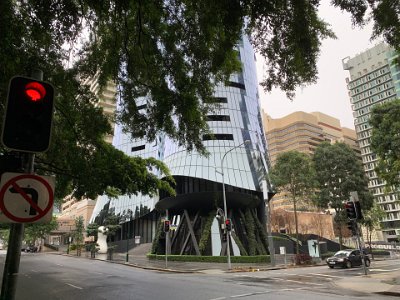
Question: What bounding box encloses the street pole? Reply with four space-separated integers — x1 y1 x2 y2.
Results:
165 209 169 269
1 70 42 300
264 196 276 267
126 215 131 263
221 170 231 270
221 140 250 270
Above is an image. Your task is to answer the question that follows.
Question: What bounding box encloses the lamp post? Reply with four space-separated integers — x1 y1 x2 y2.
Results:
120 210 132 263
221 139 250 270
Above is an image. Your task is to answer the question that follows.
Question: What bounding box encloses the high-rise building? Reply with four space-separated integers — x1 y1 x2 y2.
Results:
90 35 273 256
54 77 117 246
263 111 359 210
343 42 400 241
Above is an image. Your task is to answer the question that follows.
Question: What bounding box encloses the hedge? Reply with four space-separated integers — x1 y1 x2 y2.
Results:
147 254 271 263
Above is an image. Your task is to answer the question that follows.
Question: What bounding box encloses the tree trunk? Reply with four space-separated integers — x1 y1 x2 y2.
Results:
293 197 300 255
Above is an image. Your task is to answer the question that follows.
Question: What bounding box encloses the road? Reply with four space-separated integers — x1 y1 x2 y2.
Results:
0 253 399 300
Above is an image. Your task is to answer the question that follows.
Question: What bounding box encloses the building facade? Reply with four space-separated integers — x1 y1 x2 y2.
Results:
90 35 273 256
343 43 400 241
264 111 359 210
54 78 117 247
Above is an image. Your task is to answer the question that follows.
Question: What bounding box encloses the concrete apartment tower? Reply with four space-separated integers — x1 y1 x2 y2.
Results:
343 43 400 241
90 35 274 257
264 111 359 210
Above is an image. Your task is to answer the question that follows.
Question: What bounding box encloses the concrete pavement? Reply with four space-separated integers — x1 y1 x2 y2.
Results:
52 246 400 297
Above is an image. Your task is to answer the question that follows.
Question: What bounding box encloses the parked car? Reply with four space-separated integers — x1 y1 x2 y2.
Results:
326 249 370 268
21 245 38 253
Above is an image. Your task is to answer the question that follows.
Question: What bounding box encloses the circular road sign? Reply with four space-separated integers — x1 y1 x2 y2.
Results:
0 173 54 223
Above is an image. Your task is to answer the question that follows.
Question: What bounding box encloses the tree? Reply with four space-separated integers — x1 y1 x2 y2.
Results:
86 222 100 257
73 216 85 256
270 150 317 255
24 217 58 248
370 99 400 189
313 142 373 247
1 1 398 201
362 203 385 259
103 214 121 260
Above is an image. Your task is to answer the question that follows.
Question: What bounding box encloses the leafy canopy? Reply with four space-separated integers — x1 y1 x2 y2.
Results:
370 99 400 188
270 150 317 202
0 1 398 200
313 142 373 212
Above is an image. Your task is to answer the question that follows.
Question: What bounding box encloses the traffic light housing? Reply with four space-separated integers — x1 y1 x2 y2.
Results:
1 76 55 153
354 201 363 220
345 201 357 220
347 220 358 236
225 218 232 231
163 220 170 232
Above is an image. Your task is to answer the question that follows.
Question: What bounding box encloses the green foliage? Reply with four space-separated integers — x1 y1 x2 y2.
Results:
1 1 398 202
232 234 248 256
73 216 85 256
24 216 58 245
251 210 268 254
151 220 164 254
270 150 316 254
103 215 121 240
370 99 400 189
0 229 10 248
313 142 373 212
244 209 257 256
147 254 270 264
86 223 99 241
270 151 317 202
198 212 215 255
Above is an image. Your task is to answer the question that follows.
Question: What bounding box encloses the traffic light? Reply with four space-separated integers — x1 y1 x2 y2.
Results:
345 201 357 219
1 76 55 153
225 218 232 231
355 201 363 220
347 220 358 236
163 220 170 232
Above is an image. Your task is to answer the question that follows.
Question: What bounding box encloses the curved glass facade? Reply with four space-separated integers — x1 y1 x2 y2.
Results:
90 35 272 249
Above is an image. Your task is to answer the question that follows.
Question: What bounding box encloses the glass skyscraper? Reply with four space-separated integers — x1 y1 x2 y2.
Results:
91 35 273 256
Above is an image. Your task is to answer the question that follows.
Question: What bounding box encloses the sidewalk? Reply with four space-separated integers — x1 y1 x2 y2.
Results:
334 269 400 297
56 249 400 297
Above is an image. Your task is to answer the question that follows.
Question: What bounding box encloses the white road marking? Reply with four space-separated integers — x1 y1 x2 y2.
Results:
231 293 253 298
56 263 63 267
208 297 226 300
370 268 400 272
308 273 343 278
30 269 38 273
66 283 83 290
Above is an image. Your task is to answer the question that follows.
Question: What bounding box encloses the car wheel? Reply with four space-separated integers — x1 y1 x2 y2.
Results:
365 260 371 267
346 261 352 268
329 265 334 269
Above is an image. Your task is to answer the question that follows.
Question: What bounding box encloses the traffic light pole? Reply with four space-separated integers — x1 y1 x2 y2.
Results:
165 209 169 269
1 70 42 300
355 225 368 276
1 153 34 300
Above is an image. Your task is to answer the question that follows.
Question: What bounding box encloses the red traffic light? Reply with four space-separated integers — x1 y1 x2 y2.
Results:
25 82 47 102
225 218 232 231
1 76 55 152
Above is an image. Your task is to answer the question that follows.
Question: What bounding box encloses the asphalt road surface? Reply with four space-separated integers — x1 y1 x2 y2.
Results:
0 253 398 300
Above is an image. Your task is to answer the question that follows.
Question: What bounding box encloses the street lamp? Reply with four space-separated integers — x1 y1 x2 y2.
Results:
119 210 133 263
125 210 133 263
221 139 251 270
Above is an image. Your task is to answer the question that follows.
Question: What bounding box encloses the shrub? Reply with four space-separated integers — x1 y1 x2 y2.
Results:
147 254 271 264
293 253 313 265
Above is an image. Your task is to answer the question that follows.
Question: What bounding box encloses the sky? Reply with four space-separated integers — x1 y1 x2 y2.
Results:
257 2 381 129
